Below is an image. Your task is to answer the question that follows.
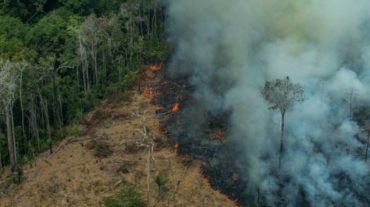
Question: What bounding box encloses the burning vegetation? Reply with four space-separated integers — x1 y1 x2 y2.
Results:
172 103 180 112
140 63 246 206
149 64 163 72
136 1 370 206
162 1 370 207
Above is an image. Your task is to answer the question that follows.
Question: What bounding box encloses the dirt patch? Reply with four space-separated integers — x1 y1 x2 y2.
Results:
0 90 238 207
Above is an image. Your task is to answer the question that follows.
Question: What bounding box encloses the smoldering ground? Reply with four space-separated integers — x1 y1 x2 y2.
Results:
165 1 370 207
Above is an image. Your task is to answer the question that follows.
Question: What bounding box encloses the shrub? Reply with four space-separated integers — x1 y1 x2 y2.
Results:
55 127 81 140
155 171 168 198
104 183 146 207
5 167 24 187
87 139 113 158
155 171 168 189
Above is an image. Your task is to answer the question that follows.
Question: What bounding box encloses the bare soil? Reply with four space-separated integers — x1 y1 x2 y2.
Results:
0 90 237 207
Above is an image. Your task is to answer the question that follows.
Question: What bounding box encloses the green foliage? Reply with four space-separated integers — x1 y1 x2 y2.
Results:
144 38 170 63
155 171 168 188
0 132 8 165
55 127 81 140
104 183 146 207
118 70 139 91
38 139 52 153
0 0 167 171
26 12 70 59
62 0 126 16
0 15 28 59
5 167 24 186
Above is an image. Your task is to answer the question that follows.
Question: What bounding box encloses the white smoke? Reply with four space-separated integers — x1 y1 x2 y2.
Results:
166 0 370 206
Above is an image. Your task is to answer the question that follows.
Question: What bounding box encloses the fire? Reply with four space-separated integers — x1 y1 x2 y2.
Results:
182 154 190 161
144 87 155 102
172 103 180 112
144 87 162 103
175 143 180 150
149 63 162 72
144 87 153 96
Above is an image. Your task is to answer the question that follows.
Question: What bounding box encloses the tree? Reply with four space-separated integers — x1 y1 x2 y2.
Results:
262 77 304 168
0 60 20 171
0 0 166 171
135 111 155 207
155 171 168 199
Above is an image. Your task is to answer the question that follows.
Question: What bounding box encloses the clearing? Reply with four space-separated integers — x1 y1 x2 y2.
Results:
0 89 237 207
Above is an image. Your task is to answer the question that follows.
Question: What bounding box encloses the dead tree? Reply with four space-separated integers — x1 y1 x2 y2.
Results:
262 77 304 168
134 111 155 207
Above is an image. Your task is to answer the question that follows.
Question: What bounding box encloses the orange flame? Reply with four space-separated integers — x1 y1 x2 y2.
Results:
175 143 180 150
172 103 180 112
149 64 162 72
144 87 153 96
144 87 154 102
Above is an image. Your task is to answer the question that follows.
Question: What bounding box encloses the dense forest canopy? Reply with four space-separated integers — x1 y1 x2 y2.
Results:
0 0 167 171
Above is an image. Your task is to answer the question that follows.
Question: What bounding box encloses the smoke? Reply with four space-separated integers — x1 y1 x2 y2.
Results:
165 0 370 206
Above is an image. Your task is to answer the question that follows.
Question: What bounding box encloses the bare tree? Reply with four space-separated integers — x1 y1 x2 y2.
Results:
79 15 102 87
262 77 304 168
134 111 155 207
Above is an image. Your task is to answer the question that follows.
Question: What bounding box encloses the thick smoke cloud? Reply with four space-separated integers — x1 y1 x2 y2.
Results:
166 1 370 206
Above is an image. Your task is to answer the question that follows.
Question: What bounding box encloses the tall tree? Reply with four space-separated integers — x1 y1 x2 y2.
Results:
0 60 20 171
0 0 167 170
262 77 304 168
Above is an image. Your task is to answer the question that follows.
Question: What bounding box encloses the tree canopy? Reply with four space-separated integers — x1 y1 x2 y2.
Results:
0 0 168 171
262 77 304 168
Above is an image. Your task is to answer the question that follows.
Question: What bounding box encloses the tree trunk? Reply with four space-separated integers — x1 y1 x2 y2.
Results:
30 97 40 150
58 94 64 126
5 104 17 171
79 34 90 94
139 0 144 37
152 1 157 38
0 149 2 172
93 49 98 86
10 103 17 161
147 146 151 207
0 141 2 171
91 36 98 86
279 111 285 169
39 92 52 154
19 70 26 143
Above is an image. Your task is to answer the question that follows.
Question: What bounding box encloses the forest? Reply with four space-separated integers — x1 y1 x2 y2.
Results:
2 1 370 207
0 0 167 172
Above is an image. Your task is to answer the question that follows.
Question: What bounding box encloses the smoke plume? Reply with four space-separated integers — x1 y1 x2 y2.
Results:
166 1 370 206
